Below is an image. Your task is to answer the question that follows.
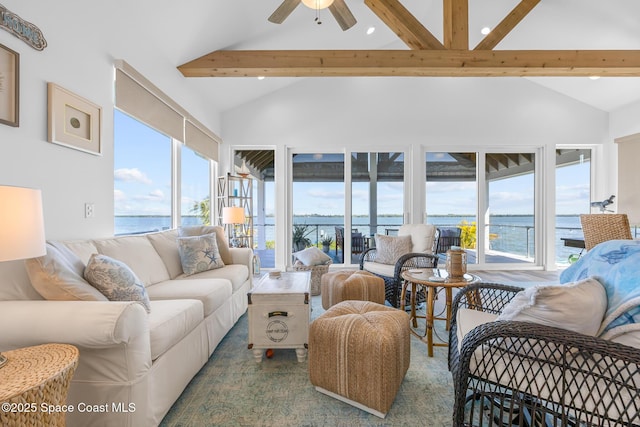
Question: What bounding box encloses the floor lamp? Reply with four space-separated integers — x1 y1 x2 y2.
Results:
222 206 245 248
0 185 46 368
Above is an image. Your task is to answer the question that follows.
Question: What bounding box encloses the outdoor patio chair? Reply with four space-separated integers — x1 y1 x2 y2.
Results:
359 224 438 308
435 226 462 254
335 226 367 263
580 213 633 250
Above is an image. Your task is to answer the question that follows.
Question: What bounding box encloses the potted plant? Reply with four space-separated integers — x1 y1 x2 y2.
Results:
320 235 333 253
292 224 312 251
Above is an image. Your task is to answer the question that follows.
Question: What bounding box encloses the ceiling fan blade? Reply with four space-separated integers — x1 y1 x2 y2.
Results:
328 0 357 31
268 0 302 24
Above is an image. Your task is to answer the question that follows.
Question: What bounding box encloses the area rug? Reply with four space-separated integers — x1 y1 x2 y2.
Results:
160 296 455 426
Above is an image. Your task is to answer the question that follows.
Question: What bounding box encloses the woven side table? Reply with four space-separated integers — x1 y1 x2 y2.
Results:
0 343 79 427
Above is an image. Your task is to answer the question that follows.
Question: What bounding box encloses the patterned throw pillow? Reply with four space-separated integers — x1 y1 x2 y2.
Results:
177 233 225 276
374 234 412 265
84 254 151 313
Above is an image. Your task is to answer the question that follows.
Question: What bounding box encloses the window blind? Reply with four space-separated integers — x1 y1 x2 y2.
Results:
615 133 640 225
114 60 220 161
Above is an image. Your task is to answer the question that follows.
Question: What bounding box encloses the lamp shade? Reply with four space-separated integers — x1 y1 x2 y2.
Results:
0 186 46 262
222 207 245 225
301 0 334 10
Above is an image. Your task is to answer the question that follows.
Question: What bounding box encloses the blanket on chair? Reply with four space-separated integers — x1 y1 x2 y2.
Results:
560 239 640 336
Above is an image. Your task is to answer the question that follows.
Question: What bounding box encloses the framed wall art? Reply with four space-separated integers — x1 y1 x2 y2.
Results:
47 83 102 155
0 43 19 127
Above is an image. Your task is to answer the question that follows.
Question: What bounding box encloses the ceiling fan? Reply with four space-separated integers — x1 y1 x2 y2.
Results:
268 0 357 31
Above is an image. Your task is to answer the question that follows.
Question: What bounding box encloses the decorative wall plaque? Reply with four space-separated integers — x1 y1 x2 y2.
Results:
0 3 47 51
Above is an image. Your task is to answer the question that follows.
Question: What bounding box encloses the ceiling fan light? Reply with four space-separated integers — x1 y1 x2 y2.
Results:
301 0 334 10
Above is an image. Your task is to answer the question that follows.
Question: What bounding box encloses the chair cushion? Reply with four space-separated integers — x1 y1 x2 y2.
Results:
362 261 395 278
398 224 436 254
374 234 412 265
146 278 232 316
456 308 498 352
148 299 203 360
496 277 607 337
177 233 225 275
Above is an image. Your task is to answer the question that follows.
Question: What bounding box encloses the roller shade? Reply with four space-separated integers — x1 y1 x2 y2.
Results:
115 69 184 141
186 120 218 161
114 60 221 161
615 133 640 225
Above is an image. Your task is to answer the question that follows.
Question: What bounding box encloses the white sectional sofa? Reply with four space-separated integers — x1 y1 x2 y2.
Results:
0 226 252 426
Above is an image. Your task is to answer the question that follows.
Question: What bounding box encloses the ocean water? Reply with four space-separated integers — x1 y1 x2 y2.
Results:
115 214 585 264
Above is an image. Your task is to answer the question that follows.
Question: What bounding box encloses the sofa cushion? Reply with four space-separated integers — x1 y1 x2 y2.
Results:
177 233 225 275
148 299 203 361
25 242 108 301
179 225 232 265
146 229 183 279
146 278 232 316
84 254 152 313
374 234 412 265
496 278 607 337
62 239 100 265
176 264 249 293
92 236 170 286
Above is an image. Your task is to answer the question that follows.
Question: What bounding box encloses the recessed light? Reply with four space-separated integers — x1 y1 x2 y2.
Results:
481 27 491 35
589 76 601 80
366 26 376 35
257 76 265 80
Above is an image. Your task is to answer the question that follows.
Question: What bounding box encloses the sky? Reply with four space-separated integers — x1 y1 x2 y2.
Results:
114 110 591 219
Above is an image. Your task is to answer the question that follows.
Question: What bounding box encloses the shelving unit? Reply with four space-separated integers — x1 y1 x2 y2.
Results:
217 173 253 248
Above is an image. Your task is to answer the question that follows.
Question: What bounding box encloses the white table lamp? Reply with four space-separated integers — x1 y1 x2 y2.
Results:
222 206 245 247
0 185 46 368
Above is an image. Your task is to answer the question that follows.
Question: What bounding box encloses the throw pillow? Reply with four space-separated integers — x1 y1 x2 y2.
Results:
179 225 232 265
177 233 225 275
496 277 607 336
374 234 412 265
25 242 108 301
84 254 151 313
293 246 332 266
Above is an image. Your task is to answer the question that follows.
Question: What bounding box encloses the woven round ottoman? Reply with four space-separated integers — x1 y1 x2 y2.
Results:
321 270 384 310
308 300 410 418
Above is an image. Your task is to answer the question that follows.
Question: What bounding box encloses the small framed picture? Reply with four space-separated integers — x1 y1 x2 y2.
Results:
0 43 19 127
47 82 102 155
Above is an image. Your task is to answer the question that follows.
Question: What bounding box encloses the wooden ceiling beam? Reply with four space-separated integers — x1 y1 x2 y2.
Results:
443 0 468 50
178 49 640 77
475 0 540 51
364 0 444 50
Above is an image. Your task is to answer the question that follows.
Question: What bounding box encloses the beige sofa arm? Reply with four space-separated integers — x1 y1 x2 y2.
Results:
229 247 253 268
0 300 148 350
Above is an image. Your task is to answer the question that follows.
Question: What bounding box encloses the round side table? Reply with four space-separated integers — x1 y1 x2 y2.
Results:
0 343 79 426
401 269 480 357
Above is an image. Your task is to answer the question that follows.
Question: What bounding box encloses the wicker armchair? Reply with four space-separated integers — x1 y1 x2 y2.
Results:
449 282 640 427
292 259 331 296
580 213 632 251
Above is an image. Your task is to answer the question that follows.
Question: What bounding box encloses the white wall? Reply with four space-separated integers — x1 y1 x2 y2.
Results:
0 0 220 240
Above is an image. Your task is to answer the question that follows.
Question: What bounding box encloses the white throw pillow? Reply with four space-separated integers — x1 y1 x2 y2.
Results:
84 254 151 313
496 278 607 336
25 242 108 301
177 233 225 275
293 246 331 266
374 234 412 265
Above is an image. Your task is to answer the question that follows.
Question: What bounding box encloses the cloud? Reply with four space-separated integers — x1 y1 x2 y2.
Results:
133 189 165 201
114 168 152 185
114 189 126 201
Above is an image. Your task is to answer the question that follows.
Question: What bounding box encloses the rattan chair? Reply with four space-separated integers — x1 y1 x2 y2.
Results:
580 213 632 250
449 283 640 427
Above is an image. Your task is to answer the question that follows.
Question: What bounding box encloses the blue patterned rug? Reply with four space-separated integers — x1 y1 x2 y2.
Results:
160 296 455 426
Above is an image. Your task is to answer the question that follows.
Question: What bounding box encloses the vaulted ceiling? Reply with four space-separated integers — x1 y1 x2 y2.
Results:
141 0 640 113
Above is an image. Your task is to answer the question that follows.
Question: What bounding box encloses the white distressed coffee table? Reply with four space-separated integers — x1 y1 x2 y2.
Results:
247 271 311 362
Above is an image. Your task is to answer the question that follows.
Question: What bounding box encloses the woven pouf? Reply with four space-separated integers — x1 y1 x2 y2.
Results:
321 270 384 310
309 300 410 418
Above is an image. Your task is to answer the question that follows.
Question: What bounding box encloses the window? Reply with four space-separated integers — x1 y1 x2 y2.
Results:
182 146 211 226
114 110 172 234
